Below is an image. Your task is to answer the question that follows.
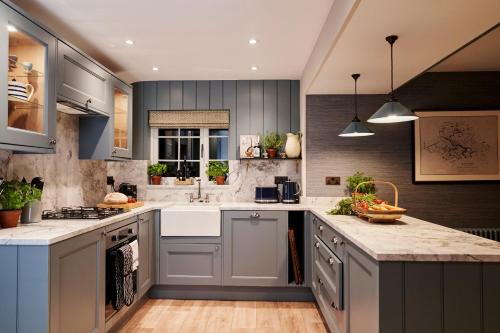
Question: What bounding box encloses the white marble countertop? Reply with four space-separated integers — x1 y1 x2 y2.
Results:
2 201 500 263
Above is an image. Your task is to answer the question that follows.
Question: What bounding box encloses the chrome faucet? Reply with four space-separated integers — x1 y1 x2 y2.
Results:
189 178 203 202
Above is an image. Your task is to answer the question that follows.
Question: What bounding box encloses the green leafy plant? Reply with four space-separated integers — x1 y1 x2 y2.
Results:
0 180 27 210
20 182 43 203
206 161 229 180
327 198 354 215
148 163 168 177
261 132 285 150
346 171 375 194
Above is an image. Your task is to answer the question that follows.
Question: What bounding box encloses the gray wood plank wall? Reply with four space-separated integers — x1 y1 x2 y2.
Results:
306 71 500 228
133 80 300 160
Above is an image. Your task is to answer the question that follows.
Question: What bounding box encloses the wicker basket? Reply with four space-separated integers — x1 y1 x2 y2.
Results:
351 180 406 223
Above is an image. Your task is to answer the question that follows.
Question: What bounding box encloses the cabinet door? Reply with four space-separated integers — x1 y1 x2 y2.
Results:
159 242 222 285
110 77 133 159
50 228 106 333
223 211 287 286
138 211 155 297
57 40 109 115
0 3 57 152
345 243 379 333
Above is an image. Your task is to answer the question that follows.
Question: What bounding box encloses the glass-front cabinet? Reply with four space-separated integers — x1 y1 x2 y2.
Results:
110 77 132 159
0 3 56 152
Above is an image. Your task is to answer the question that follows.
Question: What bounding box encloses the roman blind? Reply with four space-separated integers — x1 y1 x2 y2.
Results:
149 110 229 128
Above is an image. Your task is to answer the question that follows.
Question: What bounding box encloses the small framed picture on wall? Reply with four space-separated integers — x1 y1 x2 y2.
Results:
413 110 500 182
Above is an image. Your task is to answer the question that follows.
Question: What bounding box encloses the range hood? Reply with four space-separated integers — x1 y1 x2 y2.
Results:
56 98 106 116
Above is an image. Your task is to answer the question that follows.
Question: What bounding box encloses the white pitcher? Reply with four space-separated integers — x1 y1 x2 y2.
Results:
284 133 301 158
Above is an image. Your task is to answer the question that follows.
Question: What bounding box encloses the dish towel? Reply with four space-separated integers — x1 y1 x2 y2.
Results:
111 243 135 310
129 239 139 271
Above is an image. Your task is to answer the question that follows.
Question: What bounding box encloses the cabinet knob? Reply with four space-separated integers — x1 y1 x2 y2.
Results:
312 218 317 225
328 257 334 265
215 246 220 251
332 237 338 245
318 277 323 285
315 242 320 248
49 137 57 145
85 98 92 109
112 149 117 155
101 231 107 237
250 212 260 219
319 225 324 231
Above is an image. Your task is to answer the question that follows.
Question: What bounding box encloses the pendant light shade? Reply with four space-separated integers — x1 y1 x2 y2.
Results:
368 35 418 124
339 74 374 137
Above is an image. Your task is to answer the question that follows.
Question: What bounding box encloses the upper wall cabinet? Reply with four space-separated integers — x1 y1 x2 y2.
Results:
0 2 57 153
79 76 132 160
56 41 109 115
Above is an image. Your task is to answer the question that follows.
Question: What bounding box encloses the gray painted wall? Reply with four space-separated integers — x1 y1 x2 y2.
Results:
132 80 300 160
306 71 500 228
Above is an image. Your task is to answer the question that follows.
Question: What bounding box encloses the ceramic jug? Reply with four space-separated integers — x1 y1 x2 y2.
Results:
284 133 301 158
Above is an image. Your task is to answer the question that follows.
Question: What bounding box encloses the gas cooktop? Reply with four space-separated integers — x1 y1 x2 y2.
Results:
41 207 125 220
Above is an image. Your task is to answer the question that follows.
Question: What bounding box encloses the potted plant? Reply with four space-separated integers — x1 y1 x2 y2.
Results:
20 179 43 224
262 132 285 159
346 171 375 197
206 161 229 185
148 163 168 185
0 180 27 228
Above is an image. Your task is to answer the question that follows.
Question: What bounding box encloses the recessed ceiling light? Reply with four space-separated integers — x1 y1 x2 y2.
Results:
251 66 258 71
152 67 159 71
7 25 17 32
125 40 134 45
249 38 257 45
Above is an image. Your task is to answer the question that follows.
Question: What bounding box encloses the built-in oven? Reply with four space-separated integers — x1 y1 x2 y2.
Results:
105 218 138 324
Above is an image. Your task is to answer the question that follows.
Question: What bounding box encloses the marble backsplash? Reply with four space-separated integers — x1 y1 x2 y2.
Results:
0 113 303 209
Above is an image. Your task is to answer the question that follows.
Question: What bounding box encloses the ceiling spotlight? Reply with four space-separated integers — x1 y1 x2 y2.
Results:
7 25 17 32
251 66 258 71
152 67 159 71
125 40 134 45
249 38 257 45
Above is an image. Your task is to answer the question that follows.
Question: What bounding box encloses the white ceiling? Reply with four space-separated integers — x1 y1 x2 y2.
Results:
307 0 500 94
13 0 334 83
430 25 500 72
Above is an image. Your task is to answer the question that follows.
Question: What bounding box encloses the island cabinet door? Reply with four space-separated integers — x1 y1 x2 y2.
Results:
222 211 288 287
138 211 155 297
344 243 379 333
49 228 106 333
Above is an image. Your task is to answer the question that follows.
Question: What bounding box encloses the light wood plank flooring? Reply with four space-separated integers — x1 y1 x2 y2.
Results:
119 299 328 333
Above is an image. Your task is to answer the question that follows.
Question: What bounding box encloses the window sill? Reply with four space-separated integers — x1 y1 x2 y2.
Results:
147 183 233 190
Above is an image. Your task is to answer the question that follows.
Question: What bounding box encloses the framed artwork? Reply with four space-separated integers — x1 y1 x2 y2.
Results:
414 110 500 182
239 135 259 158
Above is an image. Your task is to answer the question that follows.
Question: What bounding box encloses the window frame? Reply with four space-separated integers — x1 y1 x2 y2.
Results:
151 128 229 183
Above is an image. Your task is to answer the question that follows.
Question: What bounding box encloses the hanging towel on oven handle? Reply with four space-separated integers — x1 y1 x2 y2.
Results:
111 243 135 310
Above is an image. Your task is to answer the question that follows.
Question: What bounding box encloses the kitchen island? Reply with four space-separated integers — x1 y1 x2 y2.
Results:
1 202 500 333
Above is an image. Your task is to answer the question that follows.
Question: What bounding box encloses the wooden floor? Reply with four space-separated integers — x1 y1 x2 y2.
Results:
119 299 328 333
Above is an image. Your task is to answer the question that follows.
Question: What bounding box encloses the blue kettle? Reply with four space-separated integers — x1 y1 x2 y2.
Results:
282 181 301 204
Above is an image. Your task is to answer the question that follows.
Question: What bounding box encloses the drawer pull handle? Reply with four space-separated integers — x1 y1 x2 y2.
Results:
328 257 335 265
315 242 320 248
312 218 317 224
215 246 220 251
332 237 338 244
319 225 324 231
318 278 324 285
250 212 260 218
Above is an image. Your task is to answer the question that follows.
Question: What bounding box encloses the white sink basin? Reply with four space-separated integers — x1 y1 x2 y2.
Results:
161 204 221 237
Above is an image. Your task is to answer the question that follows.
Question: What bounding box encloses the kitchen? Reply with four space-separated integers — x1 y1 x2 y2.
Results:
0 0 500 332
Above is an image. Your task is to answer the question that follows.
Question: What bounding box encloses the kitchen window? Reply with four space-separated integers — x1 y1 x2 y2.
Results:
151 128 229 180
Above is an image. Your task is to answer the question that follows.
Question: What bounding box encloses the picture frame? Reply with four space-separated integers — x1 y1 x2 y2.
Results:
413 110 500 182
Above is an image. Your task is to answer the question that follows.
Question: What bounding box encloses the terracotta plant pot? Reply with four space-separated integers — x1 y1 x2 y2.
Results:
150 175 162 185
215 175 225 185
266 148 277 159
0 209 21 228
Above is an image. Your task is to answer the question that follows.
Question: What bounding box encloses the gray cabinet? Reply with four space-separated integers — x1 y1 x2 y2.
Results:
159 241 222 285
0 2 57 153
79 75 133 160
49 227 106 333
223 211 288 287
57 40 109 115
138 211 155 296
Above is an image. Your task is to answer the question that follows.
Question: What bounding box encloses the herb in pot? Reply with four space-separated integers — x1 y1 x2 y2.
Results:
206 161 229 185
0 180 28 228
148 163 168 185
261 132 285 158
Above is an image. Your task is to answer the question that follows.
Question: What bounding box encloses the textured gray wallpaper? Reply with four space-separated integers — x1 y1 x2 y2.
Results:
306 72 500 228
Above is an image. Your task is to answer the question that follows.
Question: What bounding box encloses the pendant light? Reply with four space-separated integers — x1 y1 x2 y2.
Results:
368 35 418 123
339 73 374 137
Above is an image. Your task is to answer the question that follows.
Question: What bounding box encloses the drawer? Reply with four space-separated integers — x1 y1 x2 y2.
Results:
311 215 344 257
312 264 346 333
313 236 343 310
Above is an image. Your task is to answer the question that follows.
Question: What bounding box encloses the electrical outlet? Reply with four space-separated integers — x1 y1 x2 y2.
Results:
275 176 289 185
325 177 341 185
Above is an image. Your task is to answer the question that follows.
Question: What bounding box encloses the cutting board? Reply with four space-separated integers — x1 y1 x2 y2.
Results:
97 201 144 210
